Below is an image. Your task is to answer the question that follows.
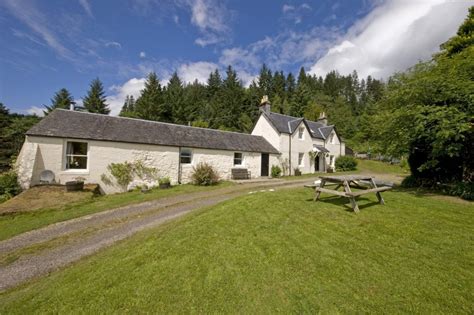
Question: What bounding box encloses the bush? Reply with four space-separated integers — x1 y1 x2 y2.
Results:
294 168 301 176
401 175 420 188
191 162 219 186
335 156 358 171
159 177 171 185
447 182 474 201
0 171 21 203
271 165 282 178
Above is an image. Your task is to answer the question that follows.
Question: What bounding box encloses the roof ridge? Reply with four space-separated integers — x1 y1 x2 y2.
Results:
54 109 260 138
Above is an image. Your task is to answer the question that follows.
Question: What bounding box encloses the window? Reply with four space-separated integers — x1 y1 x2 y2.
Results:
298 153 304 167
180 148 192 164
65 141 88 170
329 155 334 166
298 127 304 140
234 152 243 166
329 133 335 144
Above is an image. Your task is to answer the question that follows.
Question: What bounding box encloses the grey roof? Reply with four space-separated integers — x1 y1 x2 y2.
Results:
313 145 329 153
265 112 333 140
27 109 280 154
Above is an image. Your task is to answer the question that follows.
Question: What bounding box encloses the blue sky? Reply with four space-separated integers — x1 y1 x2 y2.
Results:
0 0 471 115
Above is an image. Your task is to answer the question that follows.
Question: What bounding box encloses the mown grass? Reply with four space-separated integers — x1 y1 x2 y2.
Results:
1 188 472 313
0 182 233 241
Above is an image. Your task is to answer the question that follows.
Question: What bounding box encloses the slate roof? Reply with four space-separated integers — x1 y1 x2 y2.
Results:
27 109 280 154
265 112 333 140
313 145 329 153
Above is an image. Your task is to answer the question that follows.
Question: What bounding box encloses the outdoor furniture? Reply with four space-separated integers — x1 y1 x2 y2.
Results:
39 170 55 184
231 168 251 180
310 175 392 213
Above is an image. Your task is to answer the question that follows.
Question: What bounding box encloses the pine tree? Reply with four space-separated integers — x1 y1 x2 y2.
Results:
83 78 110 114
215 66 245 130
166 72 188 124
257 64 273 98
134 72 169 121
44 88 74 114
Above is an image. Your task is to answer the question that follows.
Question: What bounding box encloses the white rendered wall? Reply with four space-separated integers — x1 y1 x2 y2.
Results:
18 136 279 194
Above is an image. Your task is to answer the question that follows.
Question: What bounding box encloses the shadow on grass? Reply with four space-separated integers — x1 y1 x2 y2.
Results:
304 195 380 212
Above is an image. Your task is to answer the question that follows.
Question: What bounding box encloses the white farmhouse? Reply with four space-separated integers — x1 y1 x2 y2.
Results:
251 96 345 175
17 97 344 194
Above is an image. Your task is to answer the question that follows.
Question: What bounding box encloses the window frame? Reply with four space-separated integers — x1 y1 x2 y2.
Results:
233 152 243 166
298 152 304 167
298 127 305 140
64 140 89 171
180 148 193 164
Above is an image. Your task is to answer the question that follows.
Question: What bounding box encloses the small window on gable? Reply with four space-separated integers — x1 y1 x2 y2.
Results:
234 152 243 166
65 141 88 170
298 127 304 140
180 148 192 164
298 153 304 167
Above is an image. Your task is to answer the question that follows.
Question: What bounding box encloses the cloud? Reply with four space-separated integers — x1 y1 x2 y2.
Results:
78 0 93 18
187 0 232 46
177 61 218 84
282 3 312 24
139 51 146 58
309 0 472 79
2 0 77 63
26 106 45 117
107 78 146 115
104 41 122 49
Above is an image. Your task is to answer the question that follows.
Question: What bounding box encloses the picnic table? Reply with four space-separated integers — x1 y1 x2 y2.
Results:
306 175 392 213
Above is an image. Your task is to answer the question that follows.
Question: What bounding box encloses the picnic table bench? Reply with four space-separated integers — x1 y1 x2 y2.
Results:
306 175 392 213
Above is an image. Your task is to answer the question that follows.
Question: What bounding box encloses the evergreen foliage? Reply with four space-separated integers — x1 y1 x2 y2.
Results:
83 78 110 114
43 88 74 114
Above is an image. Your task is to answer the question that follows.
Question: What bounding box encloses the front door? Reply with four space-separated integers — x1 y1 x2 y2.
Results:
261 153 269 176
315 155 320 172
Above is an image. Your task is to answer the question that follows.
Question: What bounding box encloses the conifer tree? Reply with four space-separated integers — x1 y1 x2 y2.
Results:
134 72 169 121
44 88 75 114
83 78 110 114
166 72 188 124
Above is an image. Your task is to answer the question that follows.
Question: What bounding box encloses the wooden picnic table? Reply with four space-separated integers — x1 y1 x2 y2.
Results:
307 175 392 213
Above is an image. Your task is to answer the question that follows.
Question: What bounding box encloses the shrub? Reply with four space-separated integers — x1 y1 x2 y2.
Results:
101 160 158 191
159 177 171 185
294 168 301 176
0 171 21 203
271 165 282 178
335 156 358 171
447 182 474 201
401 175 420 188
191 162 219 186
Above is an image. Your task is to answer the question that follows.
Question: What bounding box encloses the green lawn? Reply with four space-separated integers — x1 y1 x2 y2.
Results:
1 188 472 313
0 182 233 241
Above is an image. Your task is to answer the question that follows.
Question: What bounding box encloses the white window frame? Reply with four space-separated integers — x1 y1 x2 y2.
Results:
298 153 304 167
330 133 335 144
180 148 193 164
234 152 243 166
298 127 304 140
63 140 89 172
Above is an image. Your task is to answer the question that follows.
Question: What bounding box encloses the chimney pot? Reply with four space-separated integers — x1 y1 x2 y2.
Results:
259 95 271 114
69 104 75 111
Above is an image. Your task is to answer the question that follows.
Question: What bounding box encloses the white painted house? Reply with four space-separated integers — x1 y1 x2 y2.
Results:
251 97 345 175
17 98 344 194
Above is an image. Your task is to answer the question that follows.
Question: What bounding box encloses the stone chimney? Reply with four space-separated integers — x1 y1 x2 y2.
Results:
259 95 271 114
317 111 328 125
69 103 75 111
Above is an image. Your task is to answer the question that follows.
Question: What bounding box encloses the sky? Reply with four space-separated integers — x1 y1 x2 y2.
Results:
0 0 472 116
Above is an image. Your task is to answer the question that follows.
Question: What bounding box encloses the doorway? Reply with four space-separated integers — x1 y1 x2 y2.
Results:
261 153 269 176
314 154 320 172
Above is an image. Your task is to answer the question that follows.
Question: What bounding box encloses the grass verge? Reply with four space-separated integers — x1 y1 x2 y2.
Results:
0 182 233 241
1 188 472 313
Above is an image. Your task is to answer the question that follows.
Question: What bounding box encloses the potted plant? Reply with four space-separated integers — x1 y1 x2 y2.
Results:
294 168 302 176
159 177 171 189
65 176 85 192
140 184 150 193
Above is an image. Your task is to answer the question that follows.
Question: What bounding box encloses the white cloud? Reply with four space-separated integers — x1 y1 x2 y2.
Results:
104 41 122 49
309 0 472 79
26 106 45 117
282 4 294 13
177 61 218 84
107 78 146 115
282 3 312 24
78 0 93 18
187 0 232 46
139 51 146 58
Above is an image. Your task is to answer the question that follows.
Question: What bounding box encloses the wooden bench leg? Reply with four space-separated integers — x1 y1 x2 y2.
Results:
343 180 360 213
370 178 385 205
314 179 326 201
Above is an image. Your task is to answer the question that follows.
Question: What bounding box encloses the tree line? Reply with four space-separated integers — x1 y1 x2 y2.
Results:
1 6 472 188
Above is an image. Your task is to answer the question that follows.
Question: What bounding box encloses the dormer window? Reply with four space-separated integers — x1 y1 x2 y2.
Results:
298 127 304 140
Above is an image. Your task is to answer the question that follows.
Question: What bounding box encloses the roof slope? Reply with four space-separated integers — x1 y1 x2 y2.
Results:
27 110 279 154
265 112 333 140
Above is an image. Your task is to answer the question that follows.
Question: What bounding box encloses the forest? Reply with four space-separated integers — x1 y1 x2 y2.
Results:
1 7 472 192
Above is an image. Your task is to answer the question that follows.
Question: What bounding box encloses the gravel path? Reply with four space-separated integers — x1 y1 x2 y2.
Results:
0 179 312 291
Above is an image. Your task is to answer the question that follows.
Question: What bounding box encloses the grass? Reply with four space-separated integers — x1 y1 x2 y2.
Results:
283 158 408 180
1 188 472 313
0 182 233 241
